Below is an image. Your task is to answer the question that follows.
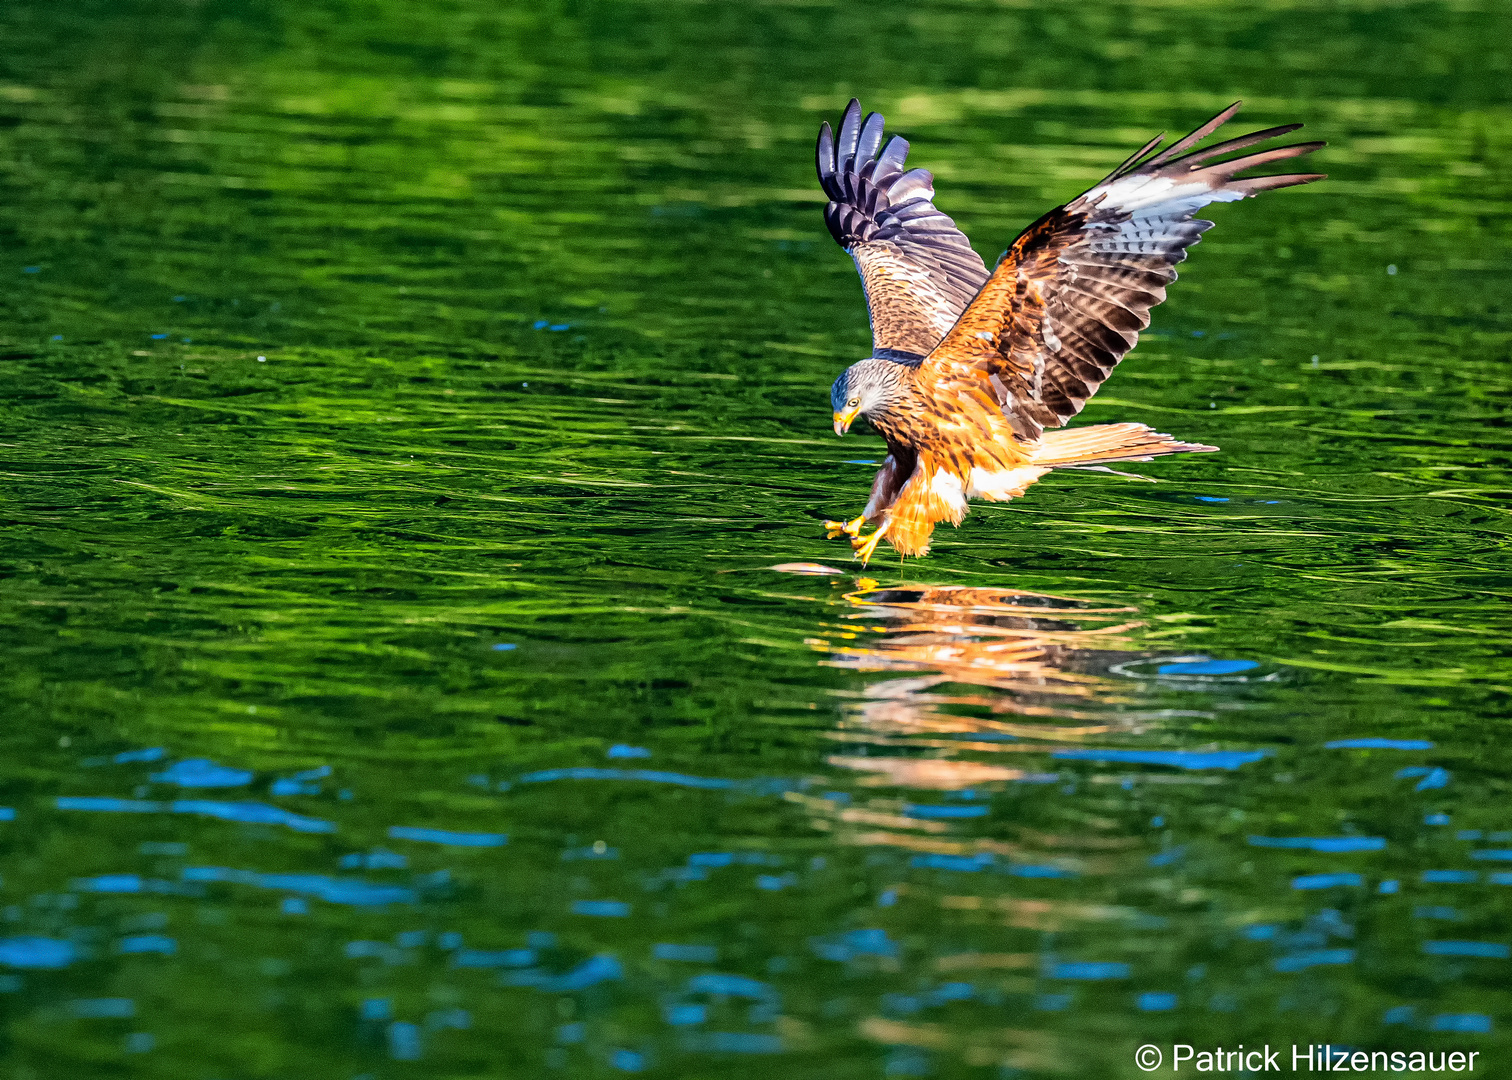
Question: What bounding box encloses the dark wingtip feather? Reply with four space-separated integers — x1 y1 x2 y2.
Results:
856 110 887 166
1228 171 1327 196
876 134 910 176
837 99 863 166
1162 123 1305 170
816 121 836 191
1144 101 1244 169
1206 140 1326 179
1103 133 1166 184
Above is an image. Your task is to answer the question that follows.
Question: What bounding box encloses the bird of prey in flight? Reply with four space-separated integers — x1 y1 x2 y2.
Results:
817 100 1323 563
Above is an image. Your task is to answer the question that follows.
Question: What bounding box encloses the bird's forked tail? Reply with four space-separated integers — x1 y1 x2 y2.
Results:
1030 422 1217 468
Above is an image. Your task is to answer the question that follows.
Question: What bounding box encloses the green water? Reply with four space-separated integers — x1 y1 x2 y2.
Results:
2 0 1510 1076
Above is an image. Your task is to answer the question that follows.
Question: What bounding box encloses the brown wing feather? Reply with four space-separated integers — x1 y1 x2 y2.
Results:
920 103 1325 438
817 100 991 358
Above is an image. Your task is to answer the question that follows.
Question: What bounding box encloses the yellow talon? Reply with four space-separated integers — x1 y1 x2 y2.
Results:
851 520 890 566
823 514 867 539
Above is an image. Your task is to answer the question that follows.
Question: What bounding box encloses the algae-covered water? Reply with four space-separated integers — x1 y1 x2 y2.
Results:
2 1 1510 1076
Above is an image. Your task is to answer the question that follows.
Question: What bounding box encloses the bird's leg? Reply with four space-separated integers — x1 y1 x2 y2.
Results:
823 513 867 539
851 518 891 566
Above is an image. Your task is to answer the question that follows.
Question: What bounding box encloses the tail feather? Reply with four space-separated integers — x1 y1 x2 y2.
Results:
1031 422 1217 468
871 423 1214 560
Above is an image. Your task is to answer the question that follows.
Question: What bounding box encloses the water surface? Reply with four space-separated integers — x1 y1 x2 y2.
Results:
1 0 1510 1076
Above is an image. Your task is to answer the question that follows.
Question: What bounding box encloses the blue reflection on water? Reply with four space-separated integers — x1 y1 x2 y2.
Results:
1051 962 1129 980
1292 873 1363 890
118 935 176 955
427 1008 470 1030
271 765 330 795
388 826 507 847
609 1048 645 1071
77 874 152 893
902 803 989 819
1431 1014 1492 1033
664 1003 706 1026
113 748 166 764
172 800 335 832
1008 863 1077 878
507 954 622 991
1423 941 1510 958
685 1032 782 1053
1326 739 1434 750
453 948 535 968
58 797 334 833
1396 767 1450 791
1156 659 1256 675
686 973 774 999
69 998 136 1018
184 867 414 906
151 759 254 787
0 937 76 968
1248 836 1386 852
911 853 991 872
388 1021 422 1060
518 767 739 789
756 873 795 890
810 928 898 961
1150 847 1185 867
1053 749 1268 770
654 943 717 963
572 900 630 917
1274 949 1354 972
688 853 734 868
57 797 158 813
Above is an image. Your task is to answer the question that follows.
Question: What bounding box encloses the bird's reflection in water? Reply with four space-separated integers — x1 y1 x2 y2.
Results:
812 581 1154 789
798 582 1179 1075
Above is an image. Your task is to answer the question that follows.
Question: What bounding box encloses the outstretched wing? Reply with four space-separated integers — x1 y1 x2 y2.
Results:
921 102 1325 439
817 100 991 359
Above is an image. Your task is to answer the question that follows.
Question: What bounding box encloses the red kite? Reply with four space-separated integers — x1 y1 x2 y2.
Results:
818 101 1323 562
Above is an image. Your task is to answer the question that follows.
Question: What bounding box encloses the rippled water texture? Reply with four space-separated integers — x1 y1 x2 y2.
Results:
2 1 1510 1076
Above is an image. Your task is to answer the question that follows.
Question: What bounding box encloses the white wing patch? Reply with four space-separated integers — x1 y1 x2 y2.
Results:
966 465 1050 501
1087 175 1246 218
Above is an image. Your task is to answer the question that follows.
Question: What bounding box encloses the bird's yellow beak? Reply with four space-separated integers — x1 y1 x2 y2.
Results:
833 408 859 436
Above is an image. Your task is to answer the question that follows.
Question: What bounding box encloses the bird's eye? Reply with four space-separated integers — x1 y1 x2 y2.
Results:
848 398 859 407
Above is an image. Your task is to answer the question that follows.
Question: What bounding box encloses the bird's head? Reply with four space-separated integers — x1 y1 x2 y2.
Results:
831 357 908 436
